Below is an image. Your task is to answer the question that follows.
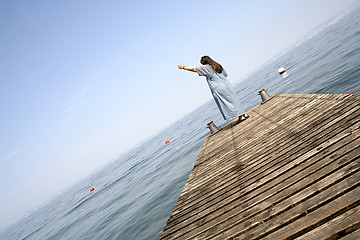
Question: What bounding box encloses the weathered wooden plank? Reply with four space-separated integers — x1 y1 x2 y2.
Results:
160 94 360 240
164 112 360 238
192 95 309 167
210 159 360 240
193 138 360 239
295 205 360 240
197 95 313 162
225 183 360 240
340 228 360 240
172 98 360 217
260 188 360 240
170 127 358 234
180 150 360 240
179 95 358 201
163 119 360 236
197 96 359 177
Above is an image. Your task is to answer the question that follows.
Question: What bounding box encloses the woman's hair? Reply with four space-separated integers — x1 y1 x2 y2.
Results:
200 56 223 73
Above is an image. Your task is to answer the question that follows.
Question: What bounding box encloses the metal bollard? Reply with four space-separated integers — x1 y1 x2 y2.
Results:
258 89 272 103
207 121 220 134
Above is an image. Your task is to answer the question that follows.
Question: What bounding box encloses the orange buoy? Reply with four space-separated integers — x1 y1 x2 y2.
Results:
90 187 94 192
165 140 169 144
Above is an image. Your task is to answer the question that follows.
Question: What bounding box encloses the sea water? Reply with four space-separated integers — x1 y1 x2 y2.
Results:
1 6 360 240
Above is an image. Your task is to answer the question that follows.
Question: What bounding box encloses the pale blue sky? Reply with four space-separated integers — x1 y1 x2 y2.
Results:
0 0 357 230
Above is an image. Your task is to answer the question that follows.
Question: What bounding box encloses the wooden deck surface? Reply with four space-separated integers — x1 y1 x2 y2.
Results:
160 94 360 240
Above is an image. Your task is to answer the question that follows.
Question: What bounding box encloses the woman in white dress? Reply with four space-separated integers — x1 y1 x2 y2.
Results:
178 56 248 124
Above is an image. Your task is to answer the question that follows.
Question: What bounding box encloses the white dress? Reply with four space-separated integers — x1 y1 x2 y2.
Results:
196 64 242 121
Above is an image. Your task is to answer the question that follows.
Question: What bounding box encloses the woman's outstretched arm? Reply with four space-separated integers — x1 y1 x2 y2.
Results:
178 64 197 72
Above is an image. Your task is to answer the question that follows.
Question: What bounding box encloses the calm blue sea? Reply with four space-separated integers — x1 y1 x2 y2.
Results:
2 6 360 240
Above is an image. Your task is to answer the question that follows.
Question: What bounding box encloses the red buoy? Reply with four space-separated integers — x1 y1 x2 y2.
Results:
165 140 169 144
90 187 94 192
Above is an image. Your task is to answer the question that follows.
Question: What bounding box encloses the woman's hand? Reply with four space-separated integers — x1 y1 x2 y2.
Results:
178 64 197 72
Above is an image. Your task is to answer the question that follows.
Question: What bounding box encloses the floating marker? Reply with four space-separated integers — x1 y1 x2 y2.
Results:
165 140 169 144
278 67 288 78
90 187 94 192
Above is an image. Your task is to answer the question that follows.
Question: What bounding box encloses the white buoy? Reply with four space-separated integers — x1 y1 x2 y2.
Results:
278 67 288 78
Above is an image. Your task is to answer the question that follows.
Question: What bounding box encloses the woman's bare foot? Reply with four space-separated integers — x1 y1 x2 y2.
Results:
236 113 249 124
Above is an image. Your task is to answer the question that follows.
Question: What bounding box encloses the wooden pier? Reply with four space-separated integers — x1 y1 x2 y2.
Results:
160 94 360 240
